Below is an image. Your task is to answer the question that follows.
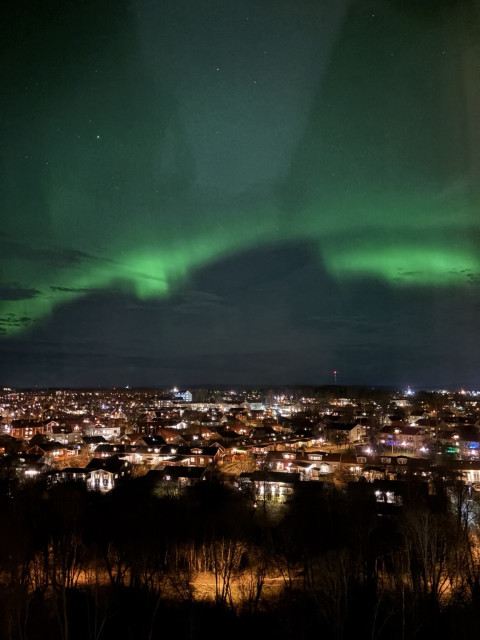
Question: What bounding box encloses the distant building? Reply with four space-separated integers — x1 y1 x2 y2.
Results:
86 423 122 441
174 390 192 403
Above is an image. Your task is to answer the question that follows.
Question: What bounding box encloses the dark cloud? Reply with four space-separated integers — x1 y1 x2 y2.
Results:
0 238 113 270
172 290 229 315
50 286 99 293
466 273 480 286
0 314 35 330
307 313 387 328
0 238 475 388
397 271 422 277
0 285 41 300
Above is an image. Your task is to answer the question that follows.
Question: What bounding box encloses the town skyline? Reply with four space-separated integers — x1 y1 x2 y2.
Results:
3 373 480 638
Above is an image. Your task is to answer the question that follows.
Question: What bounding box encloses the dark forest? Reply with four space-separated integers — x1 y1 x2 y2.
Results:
1 470 479 640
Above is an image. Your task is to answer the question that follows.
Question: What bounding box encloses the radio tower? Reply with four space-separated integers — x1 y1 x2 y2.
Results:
333 370 337 385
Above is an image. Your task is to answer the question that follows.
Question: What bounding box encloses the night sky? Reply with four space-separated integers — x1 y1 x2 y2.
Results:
1 0 480 389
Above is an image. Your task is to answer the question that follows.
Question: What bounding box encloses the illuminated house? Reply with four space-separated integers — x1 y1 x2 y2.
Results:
15 454 52 479
93 443 127 458
85 456 131 492
239 471 300 502
47 467 89 485
444 426 480 457
379 426 426 453
27 442 78 458
450 460 480 485
179 445 224 466
323 423 364 443
87 423 122 441
267 450 323 478
9 419 53 439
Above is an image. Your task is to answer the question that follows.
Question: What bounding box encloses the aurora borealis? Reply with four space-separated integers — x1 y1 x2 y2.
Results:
1 0 480 388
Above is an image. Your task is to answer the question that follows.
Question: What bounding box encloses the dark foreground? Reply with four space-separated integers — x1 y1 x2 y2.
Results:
0 474 479 640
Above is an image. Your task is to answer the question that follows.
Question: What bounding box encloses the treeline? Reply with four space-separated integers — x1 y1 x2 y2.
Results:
0 475 479 640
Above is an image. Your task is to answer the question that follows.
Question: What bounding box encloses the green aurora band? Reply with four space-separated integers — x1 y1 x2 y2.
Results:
2 190 479 336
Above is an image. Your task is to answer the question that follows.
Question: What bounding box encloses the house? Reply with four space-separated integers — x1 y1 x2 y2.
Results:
450 425 480 457
313 452 361 475
305 450 326 463
265 449 329 479
359 455 431 482
414 418 442 435
323 423 364 444
51 428 83 446
9 419 53 439
266 450 297 471
85 456 132 492
245 442 277 458
211 427 243 443
48 467 89 485
122 444 184 465
134 418 159 436
145 465 207 489
348 479 429 516
249 425 277 440
82 436 107 452
174 390 193 403
286 460 319 479
408 410 430 424
93 443 127 458
379 426 426 453
181 433 211 447
136 435 167 448
15 453 52 479
222 444 248 462
239 471 300 502
179 445 224 466
157 428 187 445
450 459 480 485
86 423 122 441
225 420 250 435
27 442 78 459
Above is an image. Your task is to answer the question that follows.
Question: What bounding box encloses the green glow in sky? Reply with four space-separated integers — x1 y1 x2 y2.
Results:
2 0 480 343
2 192 478 336
327 245 480 285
